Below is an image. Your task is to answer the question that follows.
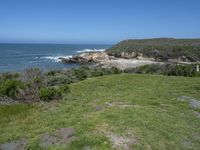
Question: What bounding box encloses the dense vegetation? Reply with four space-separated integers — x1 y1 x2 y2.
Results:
106 38 200 61
125 64 200 77
0 67 122 103
1 64 200 103
0 74 200 149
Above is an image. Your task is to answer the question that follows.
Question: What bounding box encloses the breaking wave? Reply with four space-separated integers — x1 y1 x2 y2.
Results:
39 49 105 63
41 55 72 62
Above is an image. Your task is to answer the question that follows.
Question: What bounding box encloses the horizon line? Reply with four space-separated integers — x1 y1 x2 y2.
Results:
1 37 200 45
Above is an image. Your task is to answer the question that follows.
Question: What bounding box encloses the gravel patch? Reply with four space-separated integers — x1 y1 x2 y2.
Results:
94 106 104 112
182 140 194 149
179 96 200 109
194 111 200 119
107 133 136 150
0 97 19 105
0 138 27 150
40 128 75 148
105 101 140 109
98 58 161 70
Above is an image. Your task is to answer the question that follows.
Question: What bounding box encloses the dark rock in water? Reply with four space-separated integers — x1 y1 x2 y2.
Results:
0 138 27 150
59 57 80 64
40 128 75 148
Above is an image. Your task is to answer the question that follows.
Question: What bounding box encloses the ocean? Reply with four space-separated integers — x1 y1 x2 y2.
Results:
0 44 112 72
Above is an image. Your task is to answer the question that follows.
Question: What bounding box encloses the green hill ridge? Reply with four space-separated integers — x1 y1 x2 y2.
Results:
106 38 200 61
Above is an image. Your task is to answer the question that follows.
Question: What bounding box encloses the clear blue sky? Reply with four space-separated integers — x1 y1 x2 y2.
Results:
0 0 200 44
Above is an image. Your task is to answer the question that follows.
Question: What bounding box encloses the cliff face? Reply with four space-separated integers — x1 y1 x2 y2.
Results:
106 38 200 62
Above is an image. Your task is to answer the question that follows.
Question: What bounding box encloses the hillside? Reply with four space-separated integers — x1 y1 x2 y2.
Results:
106 38 200 61
0 74 200 149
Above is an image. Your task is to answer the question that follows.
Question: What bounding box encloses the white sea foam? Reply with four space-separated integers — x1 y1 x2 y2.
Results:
42 55 72 62
39 49 105 63
77 49 105 53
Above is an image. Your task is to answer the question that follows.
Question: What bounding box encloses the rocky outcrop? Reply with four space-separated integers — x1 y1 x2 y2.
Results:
60 52 111 64
59 51 196 70
120 52 143 59
59 51 163 70
97 58 161 70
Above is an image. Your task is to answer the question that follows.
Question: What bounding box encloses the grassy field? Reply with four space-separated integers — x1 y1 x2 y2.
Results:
0 74 200 149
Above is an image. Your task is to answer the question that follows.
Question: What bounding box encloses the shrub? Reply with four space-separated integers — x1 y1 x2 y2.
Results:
163 64 197 77
136 64 165 74
45 70 61 76
91 68 105 77
22 68 46 90
110 67 122 74
0 79 25 98
22 68 43 82
32 77 45 88
47 76 74 86
0 72 20 81
59 84 70 93
125 64 200 77
73 66 90 81
39 87 61 102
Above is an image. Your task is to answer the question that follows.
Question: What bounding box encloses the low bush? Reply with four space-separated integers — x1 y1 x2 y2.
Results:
136 64 165 74
91 68 105 77
90 67 122 77
0 72 20 82
59 84 70 93
125 64 200 77
39 87 61 102
47 76 74 86
163 64 197 77
21 68 43 82
73 66 90 81
110 67 122 74
0 79 25 98
0 67 123 103
45 70 61 76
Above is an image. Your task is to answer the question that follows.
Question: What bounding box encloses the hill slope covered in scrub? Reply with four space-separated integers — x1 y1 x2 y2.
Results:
106 38 200 61
0 74 200 149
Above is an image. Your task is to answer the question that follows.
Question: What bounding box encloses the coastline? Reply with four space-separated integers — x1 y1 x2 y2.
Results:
59 51 197 70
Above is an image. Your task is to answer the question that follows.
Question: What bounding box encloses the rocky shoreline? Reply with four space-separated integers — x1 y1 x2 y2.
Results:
59 52 112 64
59 50 199 70
59 51 167 70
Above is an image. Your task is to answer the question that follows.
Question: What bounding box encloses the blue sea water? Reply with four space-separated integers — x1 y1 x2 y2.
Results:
0 44 112 72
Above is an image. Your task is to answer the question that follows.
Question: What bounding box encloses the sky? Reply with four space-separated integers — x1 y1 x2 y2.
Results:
0 0 200 44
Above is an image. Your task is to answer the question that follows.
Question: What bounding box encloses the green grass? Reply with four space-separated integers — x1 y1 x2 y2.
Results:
0 74 200 149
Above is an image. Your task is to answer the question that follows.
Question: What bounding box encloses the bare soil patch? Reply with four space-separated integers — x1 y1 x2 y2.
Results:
40 128 75 148
179 96 200 109
107 132 137 150
0 138 27 150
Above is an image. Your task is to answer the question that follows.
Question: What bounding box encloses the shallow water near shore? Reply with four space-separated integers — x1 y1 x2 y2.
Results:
0 44 111 72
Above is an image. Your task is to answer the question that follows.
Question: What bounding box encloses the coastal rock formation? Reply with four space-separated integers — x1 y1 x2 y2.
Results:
59 51 163 70
59 51 196 70
97 58 160 70
120 52 143 59
60 52 111 64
